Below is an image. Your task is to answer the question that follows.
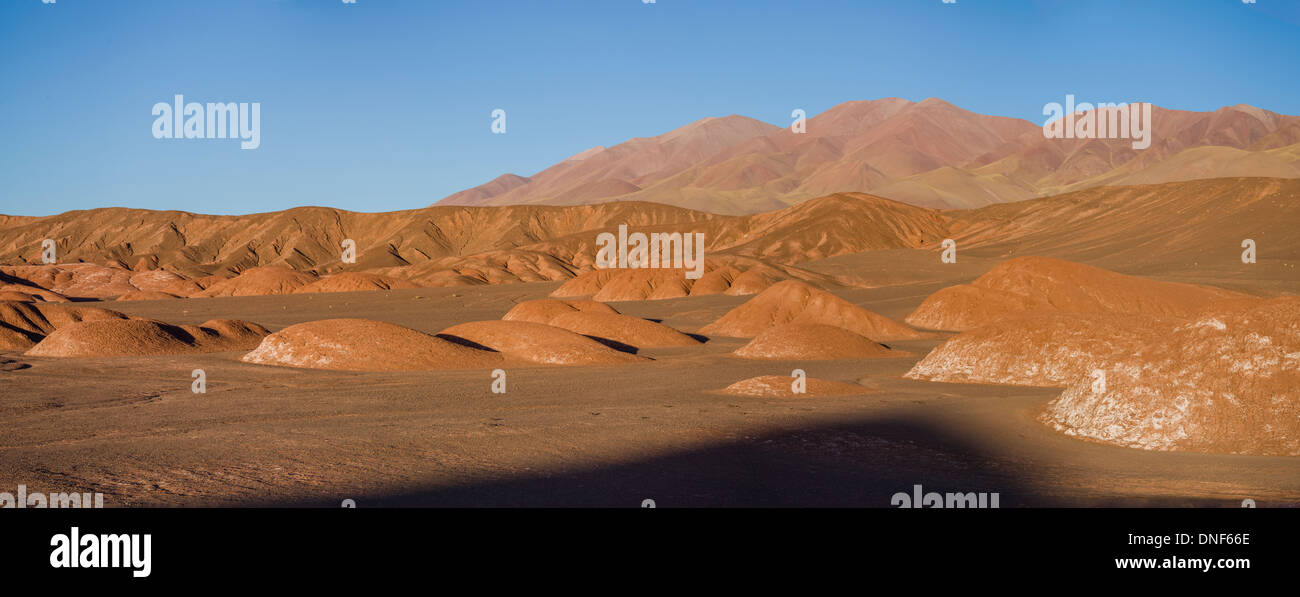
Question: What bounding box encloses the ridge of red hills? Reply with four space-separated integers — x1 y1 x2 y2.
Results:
1 177 1296 457
1 176 1293 300
437 98 1300 213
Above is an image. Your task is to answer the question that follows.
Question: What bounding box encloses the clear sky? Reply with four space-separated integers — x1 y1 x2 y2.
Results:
1 0 1297 217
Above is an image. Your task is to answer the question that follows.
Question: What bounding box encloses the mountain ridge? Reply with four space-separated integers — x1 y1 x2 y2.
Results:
435 99 1300 214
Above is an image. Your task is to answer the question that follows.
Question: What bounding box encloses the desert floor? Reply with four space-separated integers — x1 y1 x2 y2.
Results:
1 251 1296 507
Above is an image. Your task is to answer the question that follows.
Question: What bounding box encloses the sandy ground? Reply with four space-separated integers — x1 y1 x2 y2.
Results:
1 252 1295 507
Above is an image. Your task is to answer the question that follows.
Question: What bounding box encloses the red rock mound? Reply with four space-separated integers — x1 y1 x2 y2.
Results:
1041 298 1300 456
549 270 619 298
688 266 740 296
182 319 272 351
905 312 1169 386
501 299 619 324
734 324 905 360
719 375 874 398
905 257 1248 331
700 280 926 341
437 320 646 365
0 290 43 302
116 290 180 301
546 311 701 349
241 319 501 371
593 269 694 301
26 318 269 357
1 264 137 299
128 270 186 293
193 266 318 297
550 261 790 301
293 272 419 294
723 269 781 296
0 301 131 350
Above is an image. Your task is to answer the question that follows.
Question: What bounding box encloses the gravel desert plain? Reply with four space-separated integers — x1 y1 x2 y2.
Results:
1 99 1298 508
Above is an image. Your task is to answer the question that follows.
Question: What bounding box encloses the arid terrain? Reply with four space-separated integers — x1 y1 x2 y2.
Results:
0 176 1295 507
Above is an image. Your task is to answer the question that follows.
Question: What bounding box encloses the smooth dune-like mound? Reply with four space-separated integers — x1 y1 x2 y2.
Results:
734 324 904 360
501 298 619 324
905 257 1248 331
293 272 419 294
116 290 180 301
0 283 69 302
592 269 694 302
701 280 926 341
0 301 131 350
437 320 646 365
193 266 318 297
719 375 874 398
546 311 701 348
1040 298 1300 456
181 319 272 351
242 318 501 371
688 266 740 296
26 318 269 357
549 270 619 298
549 262 787 300
904 312 1168 386
723 269 780 296
26 320 190 357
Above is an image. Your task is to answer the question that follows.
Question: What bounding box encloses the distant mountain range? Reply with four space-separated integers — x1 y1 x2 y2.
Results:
436 98 1300 213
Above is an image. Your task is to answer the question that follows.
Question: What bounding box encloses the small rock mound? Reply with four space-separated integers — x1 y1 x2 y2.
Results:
183 319 272 351
734 324 904 360
438 320 647 365
501 299 619 324
550 262 787 301
549 270 619 298
293 272 419 294
26 318 269 357
242 319 501 371
724 269 781 296
593 269 694 301
193 266 318 297
701 280 925 341
688 266 740 296
0 301 131 350
116 290 180 301
720 375 873 398
547 311 701 349
905 256 1247 331
0 283 69 302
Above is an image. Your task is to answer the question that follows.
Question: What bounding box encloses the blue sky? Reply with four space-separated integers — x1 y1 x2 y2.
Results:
1 0 1297 217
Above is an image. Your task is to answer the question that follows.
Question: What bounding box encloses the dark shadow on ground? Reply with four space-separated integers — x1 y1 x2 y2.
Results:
264 413 1071 508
